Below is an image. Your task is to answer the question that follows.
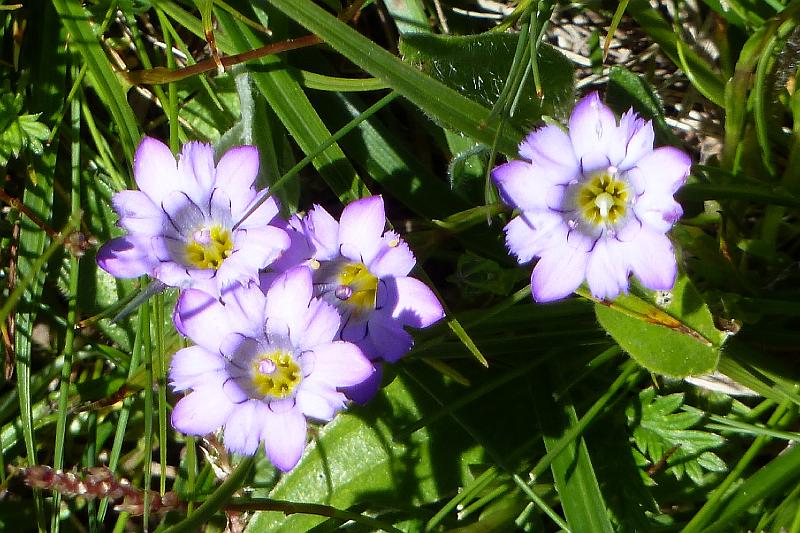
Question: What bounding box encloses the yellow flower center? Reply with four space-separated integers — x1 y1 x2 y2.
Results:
184 225 233 269
250 350 302 399
335 262 379 317
577 171 630 227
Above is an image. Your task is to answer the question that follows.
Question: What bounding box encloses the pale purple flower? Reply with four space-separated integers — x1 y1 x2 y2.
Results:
169 266 373 472
97 137 290 296
492 92 690 302
269 196 444 402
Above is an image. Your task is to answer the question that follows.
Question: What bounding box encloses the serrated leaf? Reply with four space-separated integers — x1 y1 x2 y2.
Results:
596 275 725 377
0 93 51 166
627 388 726 484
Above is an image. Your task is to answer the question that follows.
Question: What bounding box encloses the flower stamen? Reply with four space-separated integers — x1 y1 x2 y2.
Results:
250 351 302 399
185 225 233 269
577 171 630 227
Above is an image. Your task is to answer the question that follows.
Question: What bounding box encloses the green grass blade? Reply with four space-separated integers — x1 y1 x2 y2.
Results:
266 0 524 155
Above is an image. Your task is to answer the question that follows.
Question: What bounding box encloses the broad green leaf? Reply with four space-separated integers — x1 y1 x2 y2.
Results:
595 276 725 377
399 33 575 128
246 373 483 532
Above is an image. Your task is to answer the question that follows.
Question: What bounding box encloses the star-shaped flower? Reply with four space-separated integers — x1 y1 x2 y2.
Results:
97 137 290 296
492 92 691 302
170 266 373 471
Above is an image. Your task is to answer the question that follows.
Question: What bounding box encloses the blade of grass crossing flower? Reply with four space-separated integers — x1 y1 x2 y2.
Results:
51 0 139 163
142 301 154 528
267 0 523 155
216 7 367 203
51 73 82 533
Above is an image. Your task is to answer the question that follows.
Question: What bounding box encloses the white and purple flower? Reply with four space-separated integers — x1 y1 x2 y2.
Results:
169 266 373 471
492 92 691 302
270 196 444 401
97 137 290 296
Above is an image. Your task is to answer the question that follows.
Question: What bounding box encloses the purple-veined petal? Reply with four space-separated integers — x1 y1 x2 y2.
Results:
262 407 307 472
171 385 235 436
231 226 290 271
270 219 313 273
633 194 684 234
208 187 235 229
223 400 264 455
174 288 234 351
295 298 340 350
518 125 579 185
160 190 205 237
368 238 415 279
569 92 620 172
618 112 654 170
295 383 346 422
340 316 368 345
133 137 180 205
169 345 227 391
628 229 678 290
303 205 340 260
111 190 165 236
219 283 268 338
265 266 313 337
338 196 386 264
504 212 568 264
585 238 629 300
214 145 260 214
177 141 216 205
382 276 444 329
627 146 691 195
96 236 155 278
367 315 414 362
304 341 373 387
531 241 590 302
342 363 382 404
234 190 280 230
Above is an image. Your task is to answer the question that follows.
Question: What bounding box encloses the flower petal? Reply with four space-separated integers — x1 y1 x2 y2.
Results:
265 266 313 334
214 145 260 214
96 236 155 278
219 283 268 338
304 341 373 387
504 212 568 264
295 384 346 422
223 400 264 455
518 125 579 185
295 298 340 350
338 196 386 264
367 315 414 362
569 92 620 172
177 141 216 205
585 238 629 300
112 190 165 236
234 190 280 230
627 146 691 196
342 363 383 405
174 289 234 351
171 385 235 436
618 111 654 170
382 276 444 329
531 240 590 302
303 205 340 260
368 237 415 278
628 229 678 290
133 137 180 205
262 407 307 472
160 190 205 237
169 345 227 391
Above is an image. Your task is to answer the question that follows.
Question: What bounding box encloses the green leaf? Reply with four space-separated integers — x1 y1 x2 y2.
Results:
595 275 725 377
626 389 726 485
266 0 524 155
0 93 51 167
246 373 483 532
399 33 575 128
